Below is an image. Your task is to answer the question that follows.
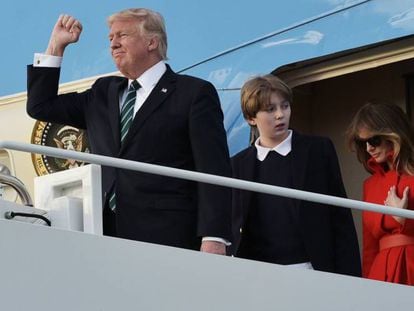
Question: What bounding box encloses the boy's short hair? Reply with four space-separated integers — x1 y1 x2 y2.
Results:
240 74 292 120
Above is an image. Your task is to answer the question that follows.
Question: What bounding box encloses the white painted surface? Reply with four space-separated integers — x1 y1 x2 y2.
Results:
0 219 411 311
48 196 84 231
0 199 48 225
34 164 102 234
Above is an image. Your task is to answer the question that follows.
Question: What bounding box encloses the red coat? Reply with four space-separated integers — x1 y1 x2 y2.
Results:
363 159 414 285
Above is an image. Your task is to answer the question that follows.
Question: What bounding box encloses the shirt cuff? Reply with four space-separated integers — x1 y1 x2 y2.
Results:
202 236 231 246
33 53 62 68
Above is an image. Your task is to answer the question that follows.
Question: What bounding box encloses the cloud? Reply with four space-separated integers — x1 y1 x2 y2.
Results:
387 8 414 31
322 0 363 9
228 71 256 89
261 30 324 48
71 48 112 80
208 67 232 85
373 0 412 15
372 1 414 31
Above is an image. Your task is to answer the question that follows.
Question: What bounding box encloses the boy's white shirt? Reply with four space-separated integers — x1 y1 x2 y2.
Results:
253 129 313 270
255 130 292 161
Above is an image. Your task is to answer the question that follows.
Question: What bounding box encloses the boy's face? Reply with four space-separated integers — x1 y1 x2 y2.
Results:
248 92 291 148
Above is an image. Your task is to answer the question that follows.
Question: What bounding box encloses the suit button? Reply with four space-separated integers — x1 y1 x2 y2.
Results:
239 228 243 233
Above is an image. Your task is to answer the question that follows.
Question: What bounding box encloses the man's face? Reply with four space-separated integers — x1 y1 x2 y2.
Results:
109 19 154 79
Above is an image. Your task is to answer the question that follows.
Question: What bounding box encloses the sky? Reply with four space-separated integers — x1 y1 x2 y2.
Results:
1 0 366 97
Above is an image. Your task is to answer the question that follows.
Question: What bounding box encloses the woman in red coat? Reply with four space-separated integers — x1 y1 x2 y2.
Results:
348 102 414 285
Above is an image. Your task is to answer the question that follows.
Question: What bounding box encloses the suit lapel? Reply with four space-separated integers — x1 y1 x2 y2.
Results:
120 66 176 153
108 77 128 152
290 131 311 207
238 148 257 219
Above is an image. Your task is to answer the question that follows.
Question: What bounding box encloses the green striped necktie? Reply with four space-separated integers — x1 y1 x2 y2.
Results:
109 79 141 211
120 80 141 143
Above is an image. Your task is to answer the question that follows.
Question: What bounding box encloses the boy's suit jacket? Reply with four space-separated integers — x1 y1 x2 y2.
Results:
27 64 232 249
231 130 361 276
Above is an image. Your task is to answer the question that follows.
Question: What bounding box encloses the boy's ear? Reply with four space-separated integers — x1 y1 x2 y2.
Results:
247 118 256 126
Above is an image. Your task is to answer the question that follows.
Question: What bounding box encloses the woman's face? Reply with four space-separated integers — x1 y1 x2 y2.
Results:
357 127 394 167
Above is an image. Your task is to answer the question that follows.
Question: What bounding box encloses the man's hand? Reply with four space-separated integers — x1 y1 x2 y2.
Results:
385 185 409 224
46 14 83 56
200 240 226 255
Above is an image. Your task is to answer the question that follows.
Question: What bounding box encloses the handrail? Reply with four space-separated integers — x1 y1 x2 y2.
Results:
1 140 414 219
0 173 33 206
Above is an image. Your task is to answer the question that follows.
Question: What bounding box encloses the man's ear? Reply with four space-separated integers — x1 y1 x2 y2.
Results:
147 37 159 52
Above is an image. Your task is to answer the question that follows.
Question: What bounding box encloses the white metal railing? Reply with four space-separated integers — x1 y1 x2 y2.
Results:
0 172 33 206
1 140 414 219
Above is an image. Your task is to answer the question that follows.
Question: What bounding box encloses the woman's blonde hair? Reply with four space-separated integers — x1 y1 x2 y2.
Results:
346 102 414 175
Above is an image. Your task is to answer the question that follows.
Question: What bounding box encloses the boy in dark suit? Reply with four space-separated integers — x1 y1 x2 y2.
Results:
231 74 361 276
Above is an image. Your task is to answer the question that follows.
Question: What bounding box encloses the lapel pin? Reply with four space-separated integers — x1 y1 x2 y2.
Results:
161 88 168 93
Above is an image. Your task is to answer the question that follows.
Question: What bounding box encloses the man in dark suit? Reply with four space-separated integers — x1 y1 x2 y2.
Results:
231 74 361 276
27 8 232 254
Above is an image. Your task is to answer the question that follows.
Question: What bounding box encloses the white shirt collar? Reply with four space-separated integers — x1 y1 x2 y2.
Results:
254 130 292 161
128 60 167 91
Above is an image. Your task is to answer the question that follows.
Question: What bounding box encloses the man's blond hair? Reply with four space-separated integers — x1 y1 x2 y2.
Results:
108 8 168 60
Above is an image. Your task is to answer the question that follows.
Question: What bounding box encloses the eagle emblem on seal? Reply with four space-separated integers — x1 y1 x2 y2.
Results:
31 122 90 176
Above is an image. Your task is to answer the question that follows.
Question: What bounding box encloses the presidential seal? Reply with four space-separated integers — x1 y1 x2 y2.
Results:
31 121 90 176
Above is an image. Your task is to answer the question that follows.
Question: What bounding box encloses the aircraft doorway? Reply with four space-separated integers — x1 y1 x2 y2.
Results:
274 36 414 249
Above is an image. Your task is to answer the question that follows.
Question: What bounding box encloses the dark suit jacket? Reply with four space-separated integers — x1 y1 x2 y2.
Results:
231 130 361 276
27 64 232 250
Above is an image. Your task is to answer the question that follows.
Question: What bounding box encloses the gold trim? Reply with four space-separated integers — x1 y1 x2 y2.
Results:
30 120 49 176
